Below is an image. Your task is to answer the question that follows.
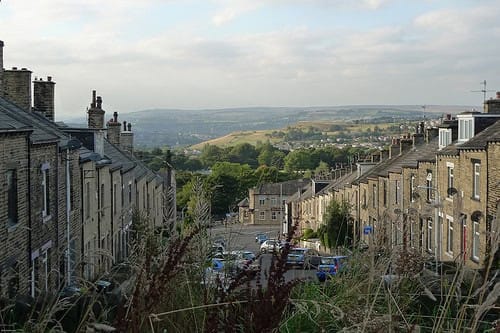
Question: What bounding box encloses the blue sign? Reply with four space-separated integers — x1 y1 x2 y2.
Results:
363 226 373 235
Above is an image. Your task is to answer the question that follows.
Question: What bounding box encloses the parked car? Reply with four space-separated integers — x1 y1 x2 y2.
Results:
286 248 321 269
255 233 268 244
231 250 259 272
316 256 348 282
260 239 284 253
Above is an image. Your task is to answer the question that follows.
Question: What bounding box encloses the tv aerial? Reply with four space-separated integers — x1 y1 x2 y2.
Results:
471 80 494 104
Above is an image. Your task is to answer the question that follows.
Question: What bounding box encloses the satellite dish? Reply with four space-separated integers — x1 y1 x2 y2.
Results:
426 173 432 181
447 187 458 196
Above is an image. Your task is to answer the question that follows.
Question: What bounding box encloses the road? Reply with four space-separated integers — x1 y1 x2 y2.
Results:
209 223 318 284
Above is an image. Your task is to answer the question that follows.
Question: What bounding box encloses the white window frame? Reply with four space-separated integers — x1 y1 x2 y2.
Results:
259 198 265 206
410 174 415 203
439 128 452 149
427 219 433 252
447 164 454 198
473 162 480 200
472 221 480 260
271 211 277 220
271 197 277 206
41 164 51 219
259 211 265 220
446 216 453 255
395 180 400 205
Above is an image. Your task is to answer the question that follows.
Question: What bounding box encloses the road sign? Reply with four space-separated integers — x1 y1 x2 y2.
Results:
363 226 373 235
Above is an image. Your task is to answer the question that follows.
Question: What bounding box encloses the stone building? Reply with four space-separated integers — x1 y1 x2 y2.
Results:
289 108 499 270
0 39 170 298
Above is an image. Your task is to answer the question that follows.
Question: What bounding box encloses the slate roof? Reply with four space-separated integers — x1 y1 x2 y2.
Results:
253 179 310 196
352 138 438 184
237 198 249 207
0 96 62 143
458 119 500 150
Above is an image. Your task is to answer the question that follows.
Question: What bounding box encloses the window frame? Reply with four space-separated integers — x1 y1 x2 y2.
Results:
446 216 453 254
7 169 18 226
472 161 480 200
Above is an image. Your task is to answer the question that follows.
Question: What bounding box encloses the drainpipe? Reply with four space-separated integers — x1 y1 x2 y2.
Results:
80 166 85 277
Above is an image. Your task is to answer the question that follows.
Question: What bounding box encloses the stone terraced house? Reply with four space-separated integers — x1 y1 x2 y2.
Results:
0 40 173 298
289 103 500 270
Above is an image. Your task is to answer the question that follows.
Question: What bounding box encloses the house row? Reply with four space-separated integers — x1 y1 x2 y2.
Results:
288 100 500 269
0 40 172 299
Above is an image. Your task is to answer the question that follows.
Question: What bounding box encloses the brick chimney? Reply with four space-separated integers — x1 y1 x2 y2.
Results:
106 111 121 146
33 76 56 121
87 90 105 129
484 91 500 114
3 67 32 111
0 40 4 96
120 121 134 154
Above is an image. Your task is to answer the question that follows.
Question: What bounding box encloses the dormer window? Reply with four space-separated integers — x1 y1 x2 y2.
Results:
458 118 474 142
439 128 452 149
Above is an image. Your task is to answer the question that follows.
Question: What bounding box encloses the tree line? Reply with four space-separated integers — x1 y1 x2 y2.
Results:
136 142 368 217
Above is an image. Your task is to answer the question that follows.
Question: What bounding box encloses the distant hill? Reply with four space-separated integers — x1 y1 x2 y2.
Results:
62 105 475 148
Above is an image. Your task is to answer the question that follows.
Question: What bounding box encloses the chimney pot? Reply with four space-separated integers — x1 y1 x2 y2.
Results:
113 111 118 122
47 76 52 82
96 96 102 109
127 123 132 131
123 121 127 131
21 67 27 70
12 67 17 70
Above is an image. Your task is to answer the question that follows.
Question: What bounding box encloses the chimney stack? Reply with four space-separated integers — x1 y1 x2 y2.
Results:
425 127 439 143
389 138 400 159
484 91 500 114
120 121 134 154
107 111 121 146
2 67 32 111
87 90 105 129
33 76 56 121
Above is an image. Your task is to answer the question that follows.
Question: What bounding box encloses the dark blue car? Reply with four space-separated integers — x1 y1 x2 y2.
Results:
316 256 348 282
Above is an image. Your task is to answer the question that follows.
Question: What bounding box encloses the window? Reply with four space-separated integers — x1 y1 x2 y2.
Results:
447 216 453 254
113 184 117 214
427 219 433 252
259 211 265 220
259 198 265 206
472 220 480 260
7 169 18 226
458 118 474 141
100 184 105 213
271 198 277 205
447 166 454 198
128 183 132 204
372 184 377 208
363 189 367 207
410 174 415 203
85 182 90 220
383 181 387 207
426 170 433 202
271 211 277 220
395 180 400 205
473 161 480 200
42 167 51 218
439 128 452 149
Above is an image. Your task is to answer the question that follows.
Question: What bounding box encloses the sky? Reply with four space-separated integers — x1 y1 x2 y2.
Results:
1 0 500 120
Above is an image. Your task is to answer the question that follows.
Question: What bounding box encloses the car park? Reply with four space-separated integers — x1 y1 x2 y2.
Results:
286 248 321 269
316 256 348 282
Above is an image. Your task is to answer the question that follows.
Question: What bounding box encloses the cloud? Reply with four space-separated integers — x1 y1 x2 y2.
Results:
211 0 263 26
